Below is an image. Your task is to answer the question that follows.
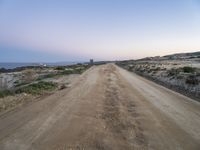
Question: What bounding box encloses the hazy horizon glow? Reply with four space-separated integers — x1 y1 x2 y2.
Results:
0 0 200 62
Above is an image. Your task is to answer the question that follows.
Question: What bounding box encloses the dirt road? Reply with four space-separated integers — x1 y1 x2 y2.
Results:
0 64 200 150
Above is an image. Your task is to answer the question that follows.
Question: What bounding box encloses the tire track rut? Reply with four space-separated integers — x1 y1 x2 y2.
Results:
100 65 147 149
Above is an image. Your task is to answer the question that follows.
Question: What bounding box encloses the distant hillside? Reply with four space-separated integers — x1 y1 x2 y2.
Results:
135 51 200 61
163 51 200 58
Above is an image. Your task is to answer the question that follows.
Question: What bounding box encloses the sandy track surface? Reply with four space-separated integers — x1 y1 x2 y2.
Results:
0 64 200 150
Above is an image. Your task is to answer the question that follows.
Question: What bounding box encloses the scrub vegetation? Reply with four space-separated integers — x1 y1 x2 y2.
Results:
116 52 200 101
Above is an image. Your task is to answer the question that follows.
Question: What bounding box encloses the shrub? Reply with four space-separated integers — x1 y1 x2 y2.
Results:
37 73 58 80
182 66 195 73
176 75 184 79
15 82 29 87
167 68 181 76
185 76 199 85
0 90 14 98
16 81 57 95
59 84 67 90
155 67 161 71
149 67 161 72
55 66 65 70
61 70 75 75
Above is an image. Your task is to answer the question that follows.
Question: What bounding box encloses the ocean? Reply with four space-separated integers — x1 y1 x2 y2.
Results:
0 62 80 69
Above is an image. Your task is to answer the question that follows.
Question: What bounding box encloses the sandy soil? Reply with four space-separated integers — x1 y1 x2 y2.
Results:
0 64 200 150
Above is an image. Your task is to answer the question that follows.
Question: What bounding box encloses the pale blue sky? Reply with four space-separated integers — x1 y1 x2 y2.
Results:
0 0 200 62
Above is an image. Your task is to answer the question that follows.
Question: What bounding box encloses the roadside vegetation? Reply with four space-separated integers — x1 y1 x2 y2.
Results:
0 90 14 98
0 81 57 98
116 60 200 101
0 63 91 113
15 81 57 95
37 64 90 80
0 63 91 98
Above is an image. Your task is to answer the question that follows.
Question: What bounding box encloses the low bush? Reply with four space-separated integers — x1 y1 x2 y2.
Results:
37 73 58 80
61 70 75 75
176 75 184 79
59 84 67 90
0 90 14 98
55 66 66 70
182 66 195 73
185 76 199 85
167 68 181 76
16 81 57 95
15 81 30 87
39 66 90 78
155 67 161 71
148 67 161 73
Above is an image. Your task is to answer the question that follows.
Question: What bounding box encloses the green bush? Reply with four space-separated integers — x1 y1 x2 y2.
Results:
16 81 57 95
0 90 14 98
55 66 66 70
182 66 195 73
37 73 58 80
15 81 29 87
37 66 89 80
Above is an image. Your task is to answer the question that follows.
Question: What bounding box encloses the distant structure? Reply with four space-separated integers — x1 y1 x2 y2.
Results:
90 59 94 65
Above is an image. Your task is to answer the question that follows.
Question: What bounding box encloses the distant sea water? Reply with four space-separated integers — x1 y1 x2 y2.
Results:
0 62 80 69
